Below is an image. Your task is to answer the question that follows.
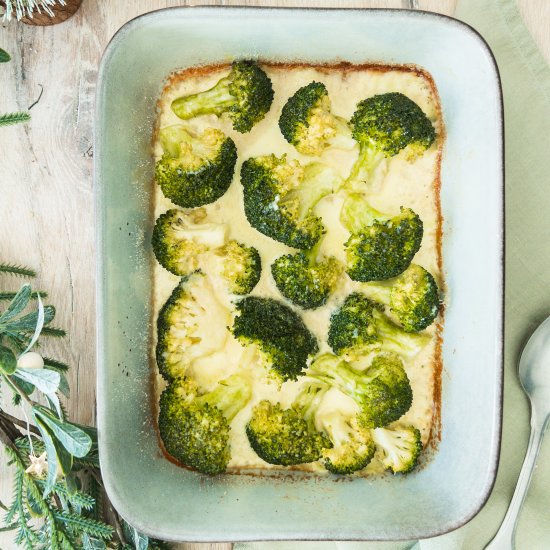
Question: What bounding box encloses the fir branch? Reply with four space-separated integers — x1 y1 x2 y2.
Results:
43 357 70 372
0 264 36 277
0 48 11 63
39 326 67 337
53 511 113 539
0 290 47 301
0 112 31 127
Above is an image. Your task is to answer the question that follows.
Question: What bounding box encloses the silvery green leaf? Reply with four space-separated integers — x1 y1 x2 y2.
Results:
122 520 149 550
57 372 70 398
35 418 59 497
82 534 107 550
21 293 44 355
33 406 92 458
46 392 63 420
4 305 55 332
0 284 31 324
0 346 17 375
14 368 60 395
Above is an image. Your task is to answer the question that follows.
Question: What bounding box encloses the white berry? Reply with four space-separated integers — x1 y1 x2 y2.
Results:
17 352 44 370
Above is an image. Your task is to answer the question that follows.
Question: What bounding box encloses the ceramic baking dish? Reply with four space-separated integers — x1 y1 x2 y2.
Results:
95 7 503 542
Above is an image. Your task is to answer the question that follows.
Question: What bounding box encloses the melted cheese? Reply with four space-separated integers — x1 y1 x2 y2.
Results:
153 64 443 474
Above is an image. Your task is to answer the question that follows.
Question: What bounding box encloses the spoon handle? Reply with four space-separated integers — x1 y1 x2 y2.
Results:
485 411 549 550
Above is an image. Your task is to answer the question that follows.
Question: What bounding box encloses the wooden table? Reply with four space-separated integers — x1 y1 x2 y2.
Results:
1 1 548 548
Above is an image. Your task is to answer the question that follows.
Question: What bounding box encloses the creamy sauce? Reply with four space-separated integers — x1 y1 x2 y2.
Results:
153 64 443 474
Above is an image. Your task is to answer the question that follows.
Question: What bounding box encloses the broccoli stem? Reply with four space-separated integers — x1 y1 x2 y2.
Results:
361 282 392 305
308 357 364 398
373 311 429 358
340 194 388 233
195 375 251 422
330 116 357 151
171 77 236 119
345 143 386 190
294 384 327 427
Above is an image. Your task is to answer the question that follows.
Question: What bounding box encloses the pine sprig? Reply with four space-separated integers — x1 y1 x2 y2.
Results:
54 511 113 540
0 112 31 127
43 357 70 372
0 290 47 301
0 264 36 277
39 326 67 337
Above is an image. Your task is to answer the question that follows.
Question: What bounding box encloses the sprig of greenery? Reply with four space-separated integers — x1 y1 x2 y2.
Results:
0 264 171 549
0 264 36 277
0 112 31 127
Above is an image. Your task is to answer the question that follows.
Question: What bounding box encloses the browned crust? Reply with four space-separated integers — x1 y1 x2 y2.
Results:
150 60 445 476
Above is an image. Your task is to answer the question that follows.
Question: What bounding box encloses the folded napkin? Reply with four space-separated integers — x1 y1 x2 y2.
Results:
236 0 550 548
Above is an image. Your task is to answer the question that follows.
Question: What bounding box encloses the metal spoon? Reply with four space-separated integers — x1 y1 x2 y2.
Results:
485 315 550 549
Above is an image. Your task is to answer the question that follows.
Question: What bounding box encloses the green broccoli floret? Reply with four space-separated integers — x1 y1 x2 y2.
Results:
318 410 375 475
231 296 318 382
346 92 436 189
246 386 330 466
327 293 429 360
156 272 230 380
152 208 228 276
340 192 423 282
212 240 262 295
309 352 412 429
373 425 423 474
240 154 342 249
278 81 355 156
155 125 237 208
171 60 274 133
158 375 251 475
271 244 342 309
363 264 440 332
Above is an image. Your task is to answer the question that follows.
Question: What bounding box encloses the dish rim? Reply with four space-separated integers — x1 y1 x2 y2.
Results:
95 5 505 541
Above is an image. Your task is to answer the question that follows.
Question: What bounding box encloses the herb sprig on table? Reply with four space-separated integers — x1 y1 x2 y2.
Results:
0 264 170 549
0 49 30 127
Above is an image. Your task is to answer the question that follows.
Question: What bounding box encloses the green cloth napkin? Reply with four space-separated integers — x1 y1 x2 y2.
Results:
235 0 550 548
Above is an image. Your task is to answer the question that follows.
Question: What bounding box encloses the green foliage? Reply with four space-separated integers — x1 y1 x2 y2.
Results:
246 393 330 466
309 353 413 429
240 154 341 249
0 48 10 63
0 269 171 548
0 112 31 127
346 92 436 188
171 60 274 133
278 81 354 155
372 425 423 474
155 125 237 208
156 272 230 381
0 264 36 277
327 292 429 360
363 264 441 332
158 376 251 475
341 193 423 282
271 249 342 309
232 296 318 382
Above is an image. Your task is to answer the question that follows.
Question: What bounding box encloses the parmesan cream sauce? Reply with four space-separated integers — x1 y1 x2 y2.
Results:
153 65 443 474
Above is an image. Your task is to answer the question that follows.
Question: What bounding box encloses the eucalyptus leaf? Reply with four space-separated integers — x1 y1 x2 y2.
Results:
35 417 59 497
0 284 31 324
57 372 70 398
82 534 107 550
33 407 92 458
65 473 78 496
0 345 17 375
0 48 10 63
123 520 149 550
46 392 63 420
14 368 60 395
21 293 44 354
11 376 35 396
4 304 55 332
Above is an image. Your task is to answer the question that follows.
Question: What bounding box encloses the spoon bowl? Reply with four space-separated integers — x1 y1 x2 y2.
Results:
485 314 550 550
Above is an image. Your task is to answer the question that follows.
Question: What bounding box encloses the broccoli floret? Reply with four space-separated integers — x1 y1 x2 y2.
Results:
317 410 375 475
309 353 412 429
271 244 342 309
155 125 237 208
231 296 318 382
346 92 436 189
240 154 342 249
246 387 330 466
363 264 440 332
278 81 355 156
327 293 429 360
214 240 262 295
340 193 423 282
158 375 251 475
152 208 228 276
373 425 423 474
156 272 230 380
171 60 274 133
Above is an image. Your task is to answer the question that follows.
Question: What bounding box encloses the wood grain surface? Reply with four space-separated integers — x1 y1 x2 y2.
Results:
0 0 546 548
